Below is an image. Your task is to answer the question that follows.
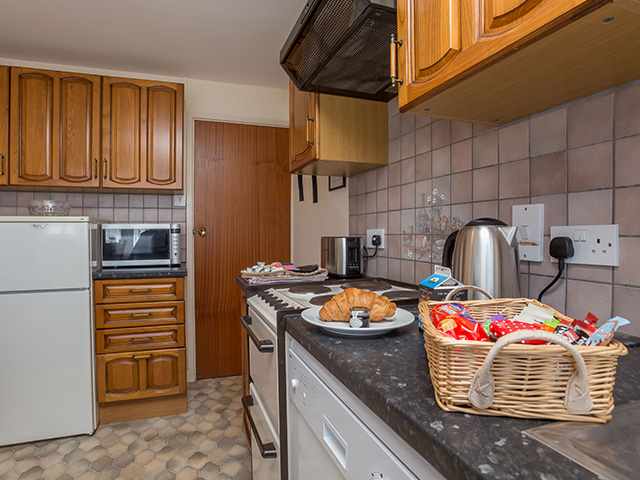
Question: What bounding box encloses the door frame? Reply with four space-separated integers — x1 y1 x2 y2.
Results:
184 112 289 382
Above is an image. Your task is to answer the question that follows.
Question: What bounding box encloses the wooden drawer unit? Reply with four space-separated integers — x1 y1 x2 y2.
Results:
96 301 184 329
96 348 186 403
97 325 185 354
94 276 186 422
94 278 184 304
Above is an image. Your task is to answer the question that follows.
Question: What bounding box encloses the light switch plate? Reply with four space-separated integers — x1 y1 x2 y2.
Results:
366 229 385 249
550 225 619 266
512 204 544 262
173 194 186 207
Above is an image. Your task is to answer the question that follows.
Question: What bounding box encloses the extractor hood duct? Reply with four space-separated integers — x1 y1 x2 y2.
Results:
280 0 397 102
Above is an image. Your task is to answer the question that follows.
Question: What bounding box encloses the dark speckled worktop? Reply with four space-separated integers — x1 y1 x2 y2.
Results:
93 263 188 280
284 309 640 480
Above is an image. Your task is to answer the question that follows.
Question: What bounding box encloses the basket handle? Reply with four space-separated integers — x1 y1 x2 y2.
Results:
444 285 494 301
468 330 593 414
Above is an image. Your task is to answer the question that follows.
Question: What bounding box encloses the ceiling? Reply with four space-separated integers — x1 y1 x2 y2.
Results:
0 0 307 89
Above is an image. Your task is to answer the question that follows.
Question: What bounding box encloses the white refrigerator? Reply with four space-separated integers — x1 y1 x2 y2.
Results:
0 217 98 446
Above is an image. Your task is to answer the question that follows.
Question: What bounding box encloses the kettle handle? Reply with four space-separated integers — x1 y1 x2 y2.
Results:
442 230 459 268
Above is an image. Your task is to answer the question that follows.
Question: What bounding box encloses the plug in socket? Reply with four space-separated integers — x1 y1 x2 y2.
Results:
550 225 619 266
366 229 385 249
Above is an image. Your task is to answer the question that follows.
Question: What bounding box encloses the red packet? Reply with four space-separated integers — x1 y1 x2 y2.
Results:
490 321 548 344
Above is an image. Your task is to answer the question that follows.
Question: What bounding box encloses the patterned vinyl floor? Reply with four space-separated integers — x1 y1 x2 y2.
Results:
0 376 251 480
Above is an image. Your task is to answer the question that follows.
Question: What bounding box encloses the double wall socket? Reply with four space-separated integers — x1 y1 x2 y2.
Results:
366 229 385 249
550 225 619 266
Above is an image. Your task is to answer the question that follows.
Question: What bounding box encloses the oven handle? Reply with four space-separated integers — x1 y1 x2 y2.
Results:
240 316 274 353
242 395 277 459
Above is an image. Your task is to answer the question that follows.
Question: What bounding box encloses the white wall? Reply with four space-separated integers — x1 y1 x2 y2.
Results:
291 175 350 265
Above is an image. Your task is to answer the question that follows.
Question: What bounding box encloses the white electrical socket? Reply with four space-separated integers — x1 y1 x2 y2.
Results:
173 194 186 207
366 229 385 249
550 225 619 266
512 204 544 262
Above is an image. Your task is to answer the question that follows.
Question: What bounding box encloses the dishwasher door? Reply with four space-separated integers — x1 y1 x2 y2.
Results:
288 347 418 480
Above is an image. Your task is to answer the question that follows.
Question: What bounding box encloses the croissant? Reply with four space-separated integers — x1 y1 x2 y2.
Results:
319 288 396 322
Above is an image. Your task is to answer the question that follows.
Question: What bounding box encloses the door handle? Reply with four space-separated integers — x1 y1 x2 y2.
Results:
390 33 404 87
198 227 207 237
241 395 277 459
240 316 274 353
305 116 314 146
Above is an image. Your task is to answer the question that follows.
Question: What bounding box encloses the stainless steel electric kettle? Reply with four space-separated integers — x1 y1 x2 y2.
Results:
442 218 521 299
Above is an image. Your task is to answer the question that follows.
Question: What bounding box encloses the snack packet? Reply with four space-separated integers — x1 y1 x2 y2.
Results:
430 303 489 342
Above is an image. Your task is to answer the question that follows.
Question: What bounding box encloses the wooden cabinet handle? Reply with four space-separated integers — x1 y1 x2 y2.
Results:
129 336 154 342
129 312 153 318
103 158 107 180
390 34 404 87
305 116 314 146
0 154 5 176
94 158 98 179
128 288 152 294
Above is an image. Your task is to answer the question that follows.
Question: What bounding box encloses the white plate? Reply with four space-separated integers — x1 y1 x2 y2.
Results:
301 306 414 337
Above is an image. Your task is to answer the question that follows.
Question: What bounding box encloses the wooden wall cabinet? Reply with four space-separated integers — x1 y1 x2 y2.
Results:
102 77 184 190
0 67 8 186
396 0 640 124
9 67 101 187
289 82 387 177
95 277 186 423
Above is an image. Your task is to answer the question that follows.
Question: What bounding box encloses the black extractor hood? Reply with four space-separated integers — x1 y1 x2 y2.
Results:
280 0 397 102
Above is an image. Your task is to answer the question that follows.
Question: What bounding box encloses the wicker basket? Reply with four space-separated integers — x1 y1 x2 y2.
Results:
419 287 628 423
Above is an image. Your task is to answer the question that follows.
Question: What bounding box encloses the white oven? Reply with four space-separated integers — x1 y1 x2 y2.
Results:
242 302 281 479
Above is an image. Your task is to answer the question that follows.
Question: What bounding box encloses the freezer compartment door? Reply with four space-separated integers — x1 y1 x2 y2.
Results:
0 290 97 446
0 221 91 292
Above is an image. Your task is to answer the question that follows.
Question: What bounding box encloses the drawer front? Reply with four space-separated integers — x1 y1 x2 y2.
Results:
97 348 186 403
94 277 184 304
96 301 184 329
96 325 185 354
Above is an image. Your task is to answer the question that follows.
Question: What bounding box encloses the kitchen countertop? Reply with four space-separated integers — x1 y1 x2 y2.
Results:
284 310 640 480
93 264 188 279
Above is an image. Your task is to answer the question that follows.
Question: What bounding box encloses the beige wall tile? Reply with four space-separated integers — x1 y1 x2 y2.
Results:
451 139 472 173
472 166 498 202
499 159 529 199
401 158 416 184
498 120 529 163
615 237 640 287
431 120 451 149
567 94 613 148
376 190 388 212
415 125 432 155
432 147 451 177
376 166 388 190
473 130 498 168
388 114 401 141
401 114 416 135
451 171 472 205
568 189 612 225
388 210 401 234
530 152 566 196
388 186 401 211
388 162 401 187
401 184 415 209
530 108 566 156
613 286 640 336
472 200 498 219
530 275 566 312
615 186 640 235
451 121 472 143
566 280 612 321
415 152 432 181
531 194 566 235
567 264 612 284
614 82 640 138
401 132 415 159
567 142 612 192
614 135 640 187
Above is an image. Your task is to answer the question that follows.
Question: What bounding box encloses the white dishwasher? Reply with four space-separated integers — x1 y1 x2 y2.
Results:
287 336 444 480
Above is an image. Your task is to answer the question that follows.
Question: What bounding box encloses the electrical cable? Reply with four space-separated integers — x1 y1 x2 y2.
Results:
362 244 379 277
537 259 565 302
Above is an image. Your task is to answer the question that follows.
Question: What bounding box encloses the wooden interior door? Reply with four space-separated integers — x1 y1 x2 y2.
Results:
0 67 7 186
194 121 290 379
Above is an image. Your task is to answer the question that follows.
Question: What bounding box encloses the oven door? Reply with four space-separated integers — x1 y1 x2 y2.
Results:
245 306 279 432
243 384 280 480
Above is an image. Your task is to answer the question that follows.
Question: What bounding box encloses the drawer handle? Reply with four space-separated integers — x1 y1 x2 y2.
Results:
240 316 274 353
129 312 154 318
128 288 152 293
129 336 154 342
241 395 277 459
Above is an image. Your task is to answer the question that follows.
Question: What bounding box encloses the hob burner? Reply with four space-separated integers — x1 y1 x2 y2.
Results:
288 285 332 295
340 279 391 292
382 290 420 302
309 294 335 306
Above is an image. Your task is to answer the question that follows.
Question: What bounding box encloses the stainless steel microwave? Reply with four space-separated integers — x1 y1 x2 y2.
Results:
101 224 180 267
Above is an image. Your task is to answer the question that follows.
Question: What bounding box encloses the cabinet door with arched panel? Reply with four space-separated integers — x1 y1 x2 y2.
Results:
0 67 8 186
